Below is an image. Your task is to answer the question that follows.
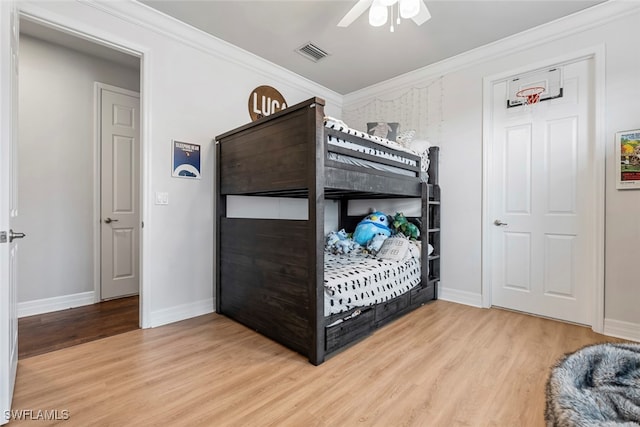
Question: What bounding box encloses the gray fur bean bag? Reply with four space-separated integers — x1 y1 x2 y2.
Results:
545 343 640 426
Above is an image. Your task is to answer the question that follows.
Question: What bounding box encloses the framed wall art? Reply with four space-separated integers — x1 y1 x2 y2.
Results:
172 140 201 179
616 129 640 189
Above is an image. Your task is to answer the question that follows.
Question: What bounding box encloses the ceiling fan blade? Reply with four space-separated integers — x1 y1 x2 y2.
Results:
411 0 432 26
337 0 374 27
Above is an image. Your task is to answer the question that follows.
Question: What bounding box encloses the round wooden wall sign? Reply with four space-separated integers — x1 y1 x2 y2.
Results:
248 86 287 121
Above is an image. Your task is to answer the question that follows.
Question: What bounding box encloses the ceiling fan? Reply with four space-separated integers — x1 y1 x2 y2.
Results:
337 0 431 28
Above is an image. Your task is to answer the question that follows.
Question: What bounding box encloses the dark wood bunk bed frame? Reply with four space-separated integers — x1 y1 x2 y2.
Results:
215 97 440 365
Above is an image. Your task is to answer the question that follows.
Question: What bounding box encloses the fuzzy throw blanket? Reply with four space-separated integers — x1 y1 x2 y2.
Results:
545 343 640 426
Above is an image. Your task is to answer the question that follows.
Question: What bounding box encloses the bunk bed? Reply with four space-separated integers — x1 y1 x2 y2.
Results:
215 97 440 365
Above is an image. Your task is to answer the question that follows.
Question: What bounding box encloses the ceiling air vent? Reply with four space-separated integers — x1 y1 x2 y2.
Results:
296 42 330 63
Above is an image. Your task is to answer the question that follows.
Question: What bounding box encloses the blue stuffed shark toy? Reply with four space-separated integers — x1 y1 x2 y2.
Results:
353 211 392 246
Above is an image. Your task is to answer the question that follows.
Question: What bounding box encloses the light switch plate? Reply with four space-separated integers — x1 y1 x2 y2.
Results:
155 192 169 205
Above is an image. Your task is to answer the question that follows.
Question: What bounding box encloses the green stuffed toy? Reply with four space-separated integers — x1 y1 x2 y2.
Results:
391 212 420 240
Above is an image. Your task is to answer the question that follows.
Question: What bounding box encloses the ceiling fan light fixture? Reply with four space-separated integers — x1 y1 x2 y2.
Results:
399 0 420 19
338 0 430 29
369 2 388 27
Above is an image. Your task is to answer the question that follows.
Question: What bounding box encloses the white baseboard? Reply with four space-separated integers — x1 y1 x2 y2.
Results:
603 318 640 342
18 291 95 318
148 298 214 328
437 285 483 308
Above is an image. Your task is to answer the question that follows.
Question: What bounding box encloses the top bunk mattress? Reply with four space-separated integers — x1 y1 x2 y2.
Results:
324 116 429 182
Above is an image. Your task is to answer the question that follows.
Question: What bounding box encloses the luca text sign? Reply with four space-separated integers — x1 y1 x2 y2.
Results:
248 86 287 121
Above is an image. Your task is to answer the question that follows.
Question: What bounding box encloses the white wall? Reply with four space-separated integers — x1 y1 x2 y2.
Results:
16 34 140 306
16 1 341 327
21 1 636 336
226 196 340 233
344 2 640 333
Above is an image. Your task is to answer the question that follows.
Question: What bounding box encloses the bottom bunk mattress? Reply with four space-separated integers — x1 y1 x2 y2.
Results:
323 252 421 316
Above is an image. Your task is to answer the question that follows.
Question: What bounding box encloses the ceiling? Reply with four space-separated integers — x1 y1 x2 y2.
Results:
20 18 141 70
140 0 604 94
19 1 605 95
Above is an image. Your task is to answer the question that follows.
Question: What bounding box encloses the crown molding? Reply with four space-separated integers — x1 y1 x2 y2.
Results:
344 0 640 104
21 0 343 108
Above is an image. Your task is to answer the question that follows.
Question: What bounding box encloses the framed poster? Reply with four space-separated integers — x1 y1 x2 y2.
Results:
172 140 201 179
616 129 640 189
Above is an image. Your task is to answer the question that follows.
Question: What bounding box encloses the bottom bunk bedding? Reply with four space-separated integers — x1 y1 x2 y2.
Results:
323 251 421 317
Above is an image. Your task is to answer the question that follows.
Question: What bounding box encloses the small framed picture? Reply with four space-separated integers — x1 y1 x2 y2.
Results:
172 140 201 179
616 130 640 189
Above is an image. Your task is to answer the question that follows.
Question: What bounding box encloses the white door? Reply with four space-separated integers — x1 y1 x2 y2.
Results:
100 86 140 300
1 2 20 424
489 59 595 325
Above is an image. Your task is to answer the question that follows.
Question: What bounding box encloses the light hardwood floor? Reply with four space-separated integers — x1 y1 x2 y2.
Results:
9 300 625 426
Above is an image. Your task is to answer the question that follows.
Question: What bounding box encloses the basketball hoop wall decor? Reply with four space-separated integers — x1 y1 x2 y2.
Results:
516 86 545 106
248 85 287 121
507 67 563 109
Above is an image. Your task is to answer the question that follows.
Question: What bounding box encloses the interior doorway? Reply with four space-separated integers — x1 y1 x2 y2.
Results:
482 48 605 331
16 18 142 356
98 83 141 300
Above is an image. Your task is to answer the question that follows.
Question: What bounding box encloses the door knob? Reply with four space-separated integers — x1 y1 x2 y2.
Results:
8 229 26 242
493 219 508 226
104 218 119 224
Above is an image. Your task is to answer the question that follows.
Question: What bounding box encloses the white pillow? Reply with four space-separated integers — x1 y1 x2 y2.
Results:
377 237 410 261
409 139 431 153
409 139 432 172
396 129 416 147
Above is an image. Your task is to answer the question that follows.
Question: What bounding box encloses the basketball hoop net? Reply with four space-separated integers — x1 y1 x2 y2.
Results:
515 86 545 109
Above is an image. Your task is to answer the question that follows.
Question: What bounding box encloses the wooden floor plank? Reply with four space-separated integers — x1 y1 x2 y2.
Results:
9 301 627 426
18 296 139 359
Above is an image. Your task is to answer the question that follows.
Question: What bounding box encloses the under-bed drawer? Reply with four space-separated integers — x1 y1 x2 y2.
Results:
375 293 409 323
325 308 374 353
410 284 435 305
